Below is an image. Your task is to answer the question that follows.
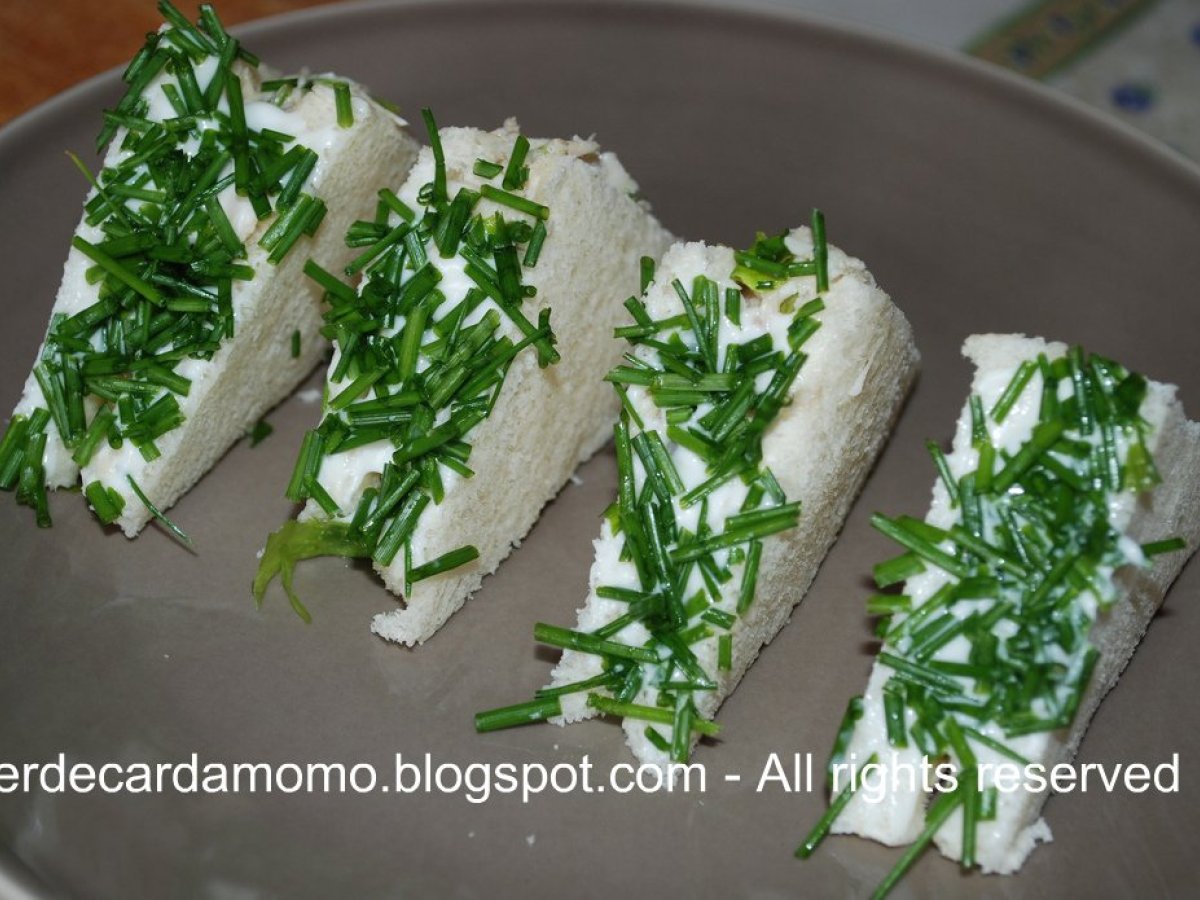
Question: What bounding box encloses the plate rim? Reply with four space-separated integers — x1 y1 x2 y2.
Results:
4 0 1199 196
2 1 1198 896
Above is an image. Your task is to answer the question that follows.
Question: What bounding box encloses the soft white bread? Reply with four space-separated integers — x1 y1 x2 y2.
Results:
831 334 1200 874
11 61 418 536
301 122 673 645
547 230 919 769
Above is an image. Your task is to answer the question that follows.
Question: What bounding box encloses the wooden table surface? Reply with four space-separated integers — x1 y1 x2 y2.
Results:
0 0 343 126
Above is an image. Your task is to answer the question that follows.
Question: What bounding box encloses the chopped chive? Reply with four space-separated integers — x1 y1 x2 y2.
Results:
304 476 340 517
269 196 327 264
586 694 720 737
408 545 479 583
670 696 694 762
248 419 273 447
644 726 671 752
71 237 162 305
126 474 192 548
717 633 732 671
702 607 736 629
961 726 1031 767
473 158 504 179
474 696 562 732
84 480 125 525
883 680 908 747
871 781 968 899
990 359 1036 423
501 135 530 190
329 369 384 411
396 300 429 382
866 594 911 616
0 415 32 489
736 539 763 614
421 108 447 207
378 187 415 223
926 440 959 507
992 420 1066 493
286 430 325 502
1142 537 1185 557
333 81 354 128
796 752 878 859
373 491 430 567
960 787 979 868
811 208 829 293
533 623 659 664
871 514 969 579
16 431 50 526
480 184 550 220
669 503 800 563
878 651 961 694
523 220 547 267
640 256 656 293
724 286 741 327
344 221 410 275
827 696 864 787
535 671 623 700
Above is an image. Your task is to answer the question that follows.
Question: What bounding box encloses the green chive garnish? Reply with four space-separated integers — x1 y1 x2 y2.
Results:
1142 537 1185 557
480 184 550 220
811 208 829 293
501 135 530 191
533 623 659 664
421 108 447 207
256 116 561 619
796 752 878 859
586 694 720 737
127 474 192 548
717 633 732 670
871 780 968 899
804 347 1173 893
408 545 479 583
7 2 362 528
470 224 836 753
333 81 354 128
248 419 273 447
475 696 562 733
84 480 126 525
253 519 372 622
990 359 1036 423
473 158 503 179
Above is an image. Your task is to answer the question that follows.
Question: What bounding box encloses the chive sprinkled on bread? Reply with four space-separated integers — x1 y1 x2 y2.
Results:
799 334 1200 890
0 0 418 537
255 115 672 642
477 219 919 767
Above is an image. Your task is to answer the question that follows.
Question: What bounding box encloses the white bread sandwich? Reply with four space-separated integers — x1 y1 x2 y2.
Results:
0 2 418 537
254 113 673 641
475 220 919 767
798 334 1200 889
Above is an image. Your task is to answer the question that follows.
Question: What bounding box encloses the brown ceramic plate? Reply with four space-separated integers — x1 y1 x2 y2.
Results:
2 1 1198 897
